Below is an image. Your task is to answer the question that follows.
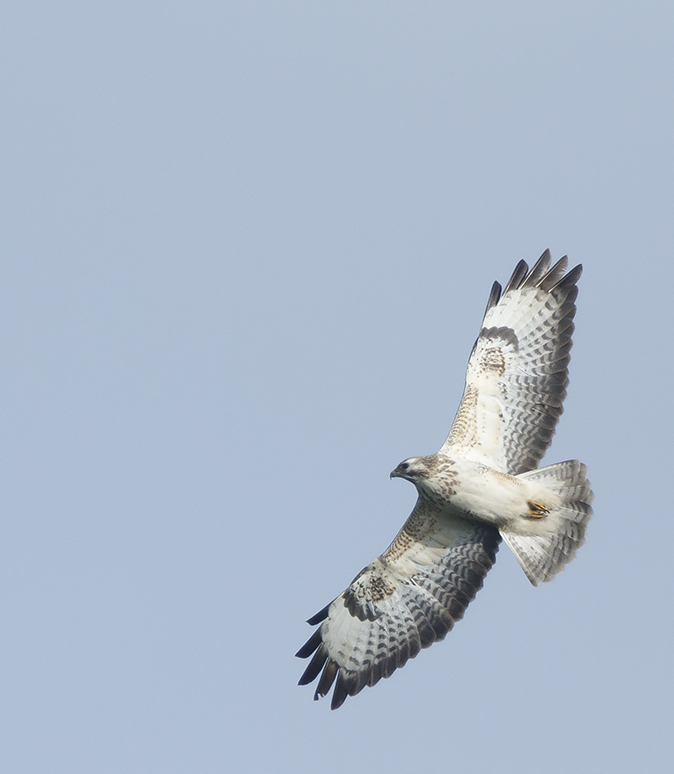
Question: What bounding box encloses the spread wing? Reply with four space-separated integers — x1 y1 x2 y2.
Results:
296 502 500 709
440 251 581 475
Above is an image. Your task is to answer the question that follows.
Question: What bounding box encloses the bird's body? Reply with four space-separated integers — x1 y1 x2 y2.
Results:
392 454 549 527
297 252 593 709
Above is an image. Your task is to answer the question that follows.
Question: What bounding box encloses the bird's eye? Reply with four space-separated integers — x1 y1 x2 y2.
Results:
400 462 409 471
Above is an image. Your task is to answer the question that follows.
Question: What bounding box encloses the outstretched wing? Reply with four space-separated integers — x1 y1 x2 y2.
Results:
441 251 581 475
296 502 500 709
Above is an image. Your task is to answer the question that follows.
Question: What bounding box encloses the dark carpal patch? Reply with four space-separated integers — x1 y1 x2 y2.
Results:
343 564 396 621
480 346 506 375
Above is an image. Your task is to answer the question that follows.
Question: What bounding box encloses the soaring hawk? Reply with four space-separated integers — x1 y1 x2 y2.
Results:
297 252 593 709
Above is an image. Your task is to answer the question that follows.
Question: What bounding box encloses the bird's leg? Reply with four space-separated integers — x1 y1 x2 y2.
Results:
525 500 550 519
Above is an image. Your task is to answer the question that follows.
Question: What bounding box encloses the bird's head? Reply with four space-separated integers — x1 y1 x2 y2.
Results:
390 456 433 482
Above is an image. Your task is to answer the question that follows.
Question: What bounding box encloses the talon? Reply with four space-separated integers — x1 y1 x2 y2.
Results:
526 500 550 519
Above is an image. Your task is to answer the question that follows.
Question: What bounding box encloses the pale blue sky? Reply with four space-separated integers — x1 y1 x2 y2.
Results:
1 2 672 772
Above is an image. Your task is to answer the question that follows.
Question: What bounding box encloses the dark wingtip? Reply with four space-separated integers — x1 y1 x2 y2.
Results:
522 250 552 287
501 252 582 295
298 643 328 685
539 255 569 290
330 670 349 710
314 659 338 701
550 262 583 291
482 280 502 321
502 260 529 294
295 627 323 659
306 603 331 626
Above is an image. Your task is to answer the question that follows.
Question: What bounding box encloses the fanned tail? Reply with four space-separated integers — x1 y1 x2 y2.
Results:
501 460 593 586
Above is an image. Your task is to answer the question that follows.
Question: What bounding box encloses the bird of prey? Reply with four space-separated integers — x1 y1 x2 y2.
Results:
296 251 593 709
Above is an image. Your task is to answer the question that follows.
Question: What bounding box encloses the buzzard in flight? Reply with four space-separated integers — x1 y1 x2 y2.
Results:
297 251 593 709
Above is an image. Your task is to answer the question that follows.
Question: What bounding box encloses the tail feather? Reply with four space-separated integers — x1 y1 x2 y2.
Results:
502 460 593 586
